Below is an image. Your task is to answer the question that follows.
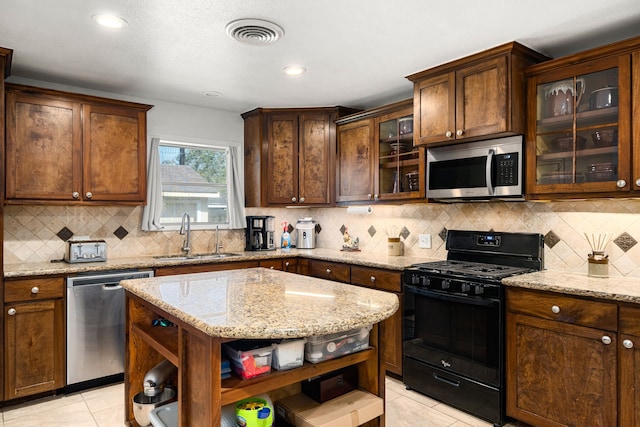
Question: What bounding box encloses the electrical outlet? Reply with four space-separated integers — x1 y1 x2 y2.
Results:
419 234 431 249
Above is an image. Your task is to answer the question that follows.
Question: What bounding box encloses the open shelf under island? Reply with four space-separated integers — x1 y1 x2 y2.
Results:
121 268 399 427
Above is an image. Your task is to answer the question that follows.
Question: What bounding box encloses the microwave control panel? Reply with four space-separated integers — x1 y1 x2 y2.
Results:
495 153 518 186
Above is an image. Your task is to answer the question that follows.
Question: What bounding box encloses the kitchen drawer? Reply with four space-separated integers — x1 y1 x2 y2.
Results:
350 265 401 293
308 260 350 283
4 276 65 302
260 259 283 270
619 304 640 335
507 288 617 331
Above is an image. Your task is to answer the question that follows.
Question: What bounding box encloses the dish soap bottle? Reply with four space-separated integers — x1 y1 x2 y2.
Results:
281 221 291 251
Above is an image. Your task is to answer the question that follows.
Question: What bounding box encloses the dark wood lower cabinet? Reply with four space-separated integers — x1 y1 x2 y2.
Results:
3 276 65 401
506 288 618 427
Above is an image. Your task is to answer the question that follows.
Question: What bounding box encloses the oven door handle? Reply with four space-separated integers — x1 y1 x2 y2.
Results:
405 284 498 307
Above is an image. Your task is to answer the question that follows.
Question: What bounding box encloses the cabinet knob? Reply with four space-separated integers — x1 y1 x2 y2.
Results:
445 131 453 138
285 261 290 267
72 191 80 199
602 335 612 345
8 308 16 316
370 276 376 282
374 194 379 201
326 268 332 274
635 179 640 187
367 194 372 200
617 180 627 188
31 287 39 294
551 305 560 314
85 191 93 199
291 196 297 203
300 197 305 203
269 266 274 269
623 339 634 349
456 129 464 137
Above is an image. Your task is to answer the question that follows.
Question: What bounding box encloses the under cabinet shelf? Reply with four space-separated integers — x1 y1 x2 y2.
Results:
380 158 420 169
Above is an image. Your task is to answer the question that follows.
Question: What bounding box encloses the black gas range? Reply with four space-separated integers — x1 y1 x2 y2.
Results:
403 230 544 426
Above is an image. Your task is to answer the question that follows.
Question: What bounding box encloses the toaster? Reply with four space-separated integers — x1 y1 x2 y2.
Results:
64 239 107 263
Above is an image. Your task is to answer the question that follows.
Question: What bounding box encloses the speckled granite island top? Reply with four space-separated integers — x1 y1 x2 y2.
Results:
504 269 640 304
121 267 399 339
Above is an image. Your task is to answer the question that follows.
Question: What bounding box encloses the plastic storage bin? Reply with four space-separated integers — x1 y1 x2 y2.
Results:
223 340 276 379
272 338 307 370
304 325 372 363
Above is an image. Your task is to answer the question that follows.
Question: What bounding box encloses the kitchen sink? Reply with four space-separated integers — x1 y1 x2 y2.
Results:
153 253 241 261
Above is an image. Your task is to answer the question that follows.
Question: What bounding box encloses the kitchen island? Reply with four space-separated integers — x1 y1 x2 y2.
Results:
121 267 399 427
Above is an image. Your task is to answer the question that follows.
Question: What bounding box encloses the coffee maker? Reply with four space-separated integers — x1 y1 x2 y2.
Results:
245 216 276 251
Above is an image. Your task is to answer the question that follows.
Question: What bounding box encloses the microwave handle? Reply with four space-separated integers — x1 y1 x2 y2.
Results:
486 148 495 196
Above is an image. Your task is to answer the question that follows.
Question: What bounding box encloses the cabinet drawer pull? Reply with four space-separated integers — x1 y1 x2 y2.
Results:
370 276 376 282
367 194 372 200
617 180 627 188
326 269 332 274
602 335 612 345
85 191 93 199
72 191 80 199
31 286 39 294
636 179 640 187
285 261 290 267
291 196 297 203
8 308 16 316
300 197 305 203
623 339 634 349
551 305 560 314
456 129 464 137
269 266 274 269
445 130 453 138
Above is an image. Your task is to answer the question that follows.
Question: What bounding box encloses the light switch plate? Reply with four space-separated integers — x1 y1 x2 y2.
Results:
419 234 431 249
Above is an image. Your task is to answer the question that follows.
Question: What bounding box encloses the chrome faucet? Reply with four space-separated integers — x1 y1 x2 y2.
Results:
180 212 191 255
214 225 223 254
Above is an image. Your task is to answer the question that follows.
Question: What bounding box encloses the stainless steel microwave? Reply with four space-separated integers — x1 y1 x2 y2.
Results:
426 135 524 201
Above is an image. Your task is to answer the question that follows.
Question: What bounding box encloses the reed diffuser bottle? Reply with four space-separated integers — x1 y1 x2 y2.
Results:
585 233 610 278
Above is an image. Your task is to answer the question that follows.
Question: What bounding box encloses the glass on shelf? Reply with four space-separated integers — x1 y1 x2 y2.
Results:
378 114 418 195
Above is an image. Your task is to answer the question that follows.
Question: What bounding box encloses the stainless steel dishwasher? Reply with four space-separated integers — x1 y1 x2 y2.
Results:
66 269 154 391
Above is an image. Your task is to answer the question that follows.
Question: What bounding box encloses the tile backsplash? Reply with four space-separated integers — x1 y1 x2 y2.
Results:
6 199 640 277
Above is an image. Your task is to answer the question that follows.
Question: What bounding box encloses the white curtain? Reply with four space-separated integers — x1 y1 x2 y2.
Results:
141 137 164 231
228 145 247 229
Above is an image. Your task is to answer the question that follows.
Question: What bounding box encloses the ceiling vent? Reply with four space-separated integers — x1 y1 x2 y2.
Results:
225 19 284 46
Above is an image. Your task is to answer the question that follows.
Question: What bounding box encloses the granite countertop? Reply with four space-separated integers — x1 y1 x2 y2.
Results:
121 267 399 339
503 269 640 304
3 247 433 278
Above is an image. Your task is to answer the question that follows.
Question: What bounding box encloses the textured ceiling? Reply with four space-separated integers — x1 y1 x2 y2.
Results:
2 0 640 114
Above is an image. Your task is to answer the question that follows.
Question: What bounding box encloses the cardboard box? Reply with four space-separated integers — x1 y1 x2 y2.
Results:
275 390 383 427
301 366 358 403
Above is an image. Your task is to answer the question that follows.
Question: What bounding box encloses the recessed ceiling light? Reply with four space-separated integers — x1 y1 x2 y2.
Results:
202 91 223 97
283 66 307 76
91 14 128 29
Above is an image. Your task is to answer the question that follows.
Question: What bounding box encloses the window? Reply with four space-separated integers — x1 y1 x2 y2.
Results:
142 137 245 230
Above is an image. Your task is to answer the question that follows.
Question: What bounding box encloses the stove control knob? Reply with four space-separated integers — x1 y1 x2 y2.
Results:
461 283 471 293
410 274 419 285
474 285 484 295
421 276 431 287
442 279 450 290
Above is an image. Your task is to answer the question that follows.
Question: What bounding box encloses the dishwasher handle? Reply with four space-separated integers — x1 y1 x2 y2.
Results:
103 283 122 290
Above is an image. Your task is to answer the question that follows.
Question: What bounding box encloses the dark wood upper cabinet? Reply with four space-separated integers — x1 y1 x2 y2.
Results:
336 99 424 203
525 36 640 200
242 106 358 207
5 84 152 205
407 42 548 147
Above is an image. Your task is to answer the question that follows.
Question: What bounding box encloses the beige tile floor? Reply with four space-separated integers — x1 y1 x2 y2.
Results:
0 377 522 427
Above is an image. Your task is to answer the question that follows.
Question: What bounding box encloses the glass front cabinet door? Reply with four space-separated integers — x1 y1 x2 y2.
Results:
375 107 424 200
526 55 631 198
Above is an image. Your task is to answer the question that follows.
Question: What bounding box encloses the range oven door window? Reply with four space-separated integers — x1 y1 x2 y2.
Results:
403 285 501 386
